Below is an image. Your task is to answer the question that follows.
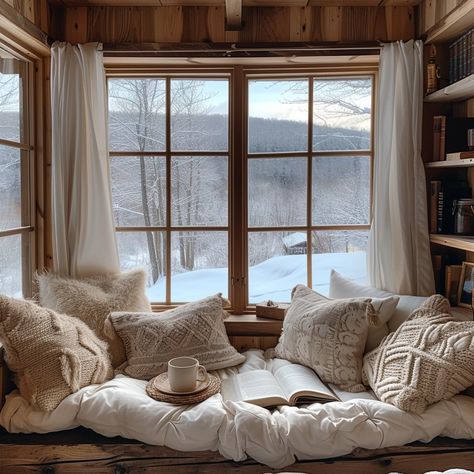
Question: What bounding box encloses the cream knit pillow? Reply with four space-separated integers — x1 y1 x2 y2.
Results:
0 296 112 411
363 295 474 414
110 294 246 380
37 269 151 367
275 285 378 392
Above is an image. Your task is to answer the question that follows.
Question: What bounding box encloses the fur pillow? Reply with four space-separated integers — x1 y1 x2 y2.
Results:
110 294 246 380
275 285 378 392
0 295 112 411
363 295 474 414
37 269 151 367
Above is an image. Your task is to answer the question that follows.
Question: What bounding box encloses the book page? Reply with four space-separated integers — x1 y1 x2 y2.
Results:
328 384 377 402
273 364 338 405
220 370 288 407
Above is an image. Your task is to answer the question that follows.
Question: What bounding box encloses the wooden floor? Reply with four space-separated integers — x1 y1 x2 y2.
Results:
1 428 474 473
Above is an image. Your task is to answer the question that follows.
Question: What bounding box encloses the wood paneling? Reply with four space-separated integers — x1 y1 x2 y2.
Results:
1 0 50 32
53 5 416 43
1 435 474 473
419 0 472 39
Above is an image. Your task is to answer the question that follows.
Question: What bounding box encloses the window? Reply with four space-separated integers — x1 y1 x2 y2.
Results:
108 69 374 310
0 48 34 297
108 78 229 303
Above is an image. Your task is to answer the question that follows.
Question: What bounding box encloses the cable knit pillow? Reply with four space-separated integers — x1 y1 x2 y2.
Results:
110 294 246 380
37 269 151 368
363 295 474 414
0 295 112 411
275 285 378 392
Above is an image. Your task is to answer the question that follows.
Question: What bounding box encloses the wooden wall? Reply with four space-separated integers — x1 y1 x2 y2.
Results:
419 0 465 36
51 5 416 43
2 0 49 33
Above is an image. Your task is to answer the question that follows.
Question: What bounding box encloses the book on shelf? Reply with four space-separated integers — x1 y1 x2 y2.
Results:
448 28 474 84
432 254 447 294
220 363 376 408
429 180 471 234
446 151 474 161
432 116 474 162
445 264 463 306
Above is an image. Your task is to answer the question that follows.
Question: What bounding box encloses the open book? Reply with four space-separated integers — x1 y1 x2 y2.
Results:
221 363 376 408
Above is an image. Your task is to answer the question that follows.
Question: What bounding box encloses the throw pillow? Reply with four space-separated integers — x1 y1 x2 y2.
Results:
275 284 378 392
363 295 474 414
110 294 246 380
37 269 151 367
329 269 428 333
0 295 112 411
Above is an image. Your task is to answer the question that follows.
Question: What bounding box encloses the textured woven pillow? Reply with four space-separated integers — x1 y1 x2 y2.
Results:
275 285 378 392
363 295 474 414
110 294 246 380
37 269 151 367
0 295 112 411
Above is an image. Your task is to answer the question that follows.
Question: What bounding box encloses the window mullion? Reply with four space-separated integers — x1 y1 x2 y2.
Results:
165 77 171 305
307 76 314 289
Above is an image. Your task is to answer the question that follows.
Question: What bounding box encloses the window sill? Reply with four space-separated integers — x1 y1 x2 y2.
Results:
224 314 283 336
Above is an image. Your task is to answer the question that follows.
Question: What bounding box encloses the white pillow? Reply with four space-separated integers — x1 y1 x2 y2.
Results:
329 270 400 351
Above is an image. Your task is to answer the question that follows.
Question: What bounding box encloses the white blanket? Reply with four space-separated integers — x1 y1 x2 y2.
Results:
2 349 474 469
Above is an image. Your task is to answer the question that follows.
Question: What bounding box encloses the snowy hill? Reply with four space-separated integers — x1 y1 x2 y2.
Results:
147 251 366 303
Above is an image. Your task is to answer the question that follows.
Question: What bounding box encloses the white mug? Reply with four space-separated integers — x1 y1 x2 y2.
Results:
167 357 208 392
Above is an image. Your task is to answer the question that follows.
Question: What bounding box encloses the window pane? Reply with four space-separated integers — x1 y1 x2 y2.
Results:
116 231 166 302
111 156 166 227
248 158 307 227
108 79 166 152
312 156 370 225
172 156 228 226
171 79 228 151
0 234 22 297
313 78 371 151
311 230 368 295
248 231 307 303
0 146 21 230
248 80 308 153
0 58 21 142
171 231 228 301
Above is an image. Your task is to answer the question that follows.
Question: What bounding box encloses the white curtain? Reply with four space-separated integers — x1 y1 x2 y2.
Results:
368 40 435 296
51 42 120 277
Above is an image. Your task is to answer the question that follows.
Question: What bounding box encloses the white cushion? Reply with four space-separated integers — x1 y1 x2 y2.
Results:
329 270 400 350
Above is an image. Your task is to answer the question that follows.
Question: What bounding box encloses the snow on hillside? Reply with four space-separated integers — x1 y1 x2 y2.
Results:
146 251 366 303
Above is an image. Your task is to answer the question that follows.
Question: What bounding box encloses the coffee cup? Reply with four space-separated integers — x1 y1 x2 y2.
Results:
167 357 208 392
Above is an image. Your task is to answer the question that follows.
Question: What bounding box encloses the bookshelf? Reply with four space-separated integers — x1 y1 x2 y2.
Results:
425 74 474 103
423 2 474 300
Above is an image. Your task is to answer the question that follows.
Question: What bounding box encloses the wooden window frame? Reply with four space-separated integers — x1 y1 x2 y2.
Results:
106 64 377 313
0 45 36 298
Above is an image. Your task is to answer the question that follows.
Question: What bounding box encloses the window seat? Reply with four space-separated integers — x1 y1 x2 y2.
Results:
1 427 474 473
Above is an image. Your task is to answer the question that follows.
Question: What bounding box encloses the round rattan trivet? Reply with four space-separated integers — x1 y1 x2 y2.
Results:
146 373 221 405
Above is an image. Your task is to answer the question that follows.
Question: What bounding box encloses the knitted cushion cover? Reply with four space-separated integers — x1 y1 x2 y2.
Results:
363 295 474 414
0 295 113 411
110 294 246 380
37 269 151 367
275 285 378 392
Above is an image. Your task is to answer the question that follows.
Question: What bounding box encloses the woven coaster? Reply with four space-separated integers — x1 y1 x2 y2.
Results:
146 374 221 405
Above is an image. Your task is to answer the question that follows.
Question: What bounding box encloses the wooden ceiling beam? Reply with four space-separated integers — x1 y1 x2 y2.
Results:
225 0 242 30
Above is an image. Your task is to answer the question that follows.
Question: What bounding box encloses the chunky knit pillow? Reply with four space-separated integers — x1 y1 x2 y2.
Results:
37 269 151 367
110 294 246 380
363 295 474 414
0 296 112 411
275 285 378 392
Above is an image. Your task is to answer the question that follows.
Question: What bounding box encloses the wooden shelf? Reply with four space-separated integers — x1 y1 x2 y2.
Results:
425 74 474 103
425 0 474 43
425 158 474 168
224 314 282 336
430 234 474 252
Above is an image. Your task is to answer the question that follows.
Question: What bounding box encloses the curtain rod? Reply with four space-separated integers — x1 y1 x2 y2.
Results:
102 41 383 57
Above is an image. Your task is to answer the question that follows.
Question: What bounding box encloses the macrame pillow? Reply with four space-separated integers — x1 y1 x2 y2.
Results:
110 294 246 380
363 295 474 414
275 285 378 392
0 295 112 411
37 269 152 368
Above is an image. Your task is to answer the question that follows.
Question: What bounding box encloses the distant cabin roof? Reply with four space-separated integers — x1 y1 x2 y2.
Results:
283 232 307 248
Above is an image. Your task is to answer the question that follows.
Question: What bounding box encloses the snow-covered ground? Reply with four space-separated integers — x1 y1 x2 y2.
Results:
146 251 366 303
